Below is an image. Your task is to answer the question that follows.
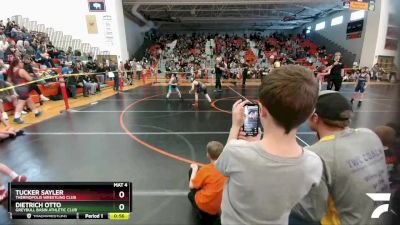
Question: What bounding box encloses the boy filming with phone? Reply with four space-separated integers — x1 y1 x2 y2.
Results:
216 65 323 225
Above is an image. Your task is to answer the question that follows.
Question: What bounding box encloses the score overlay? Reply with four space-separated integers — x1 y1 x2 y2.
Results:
8 182 132 220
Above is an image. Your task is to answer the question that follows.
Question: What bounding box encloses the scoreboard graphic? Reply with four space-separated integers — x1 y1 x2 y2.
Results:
8 182 132 220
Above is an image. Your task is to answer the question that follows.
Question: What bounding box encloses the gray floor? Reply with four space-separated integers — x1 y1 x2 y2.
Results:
0 83 399 225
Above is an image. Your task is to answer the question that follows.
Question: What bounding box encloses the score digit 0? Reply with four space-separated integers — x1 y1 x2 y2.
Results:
119 191 125 199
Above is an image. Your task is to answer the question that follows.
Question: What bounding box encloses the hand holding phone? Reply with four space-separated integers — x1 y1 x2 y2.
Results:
231 99 249 129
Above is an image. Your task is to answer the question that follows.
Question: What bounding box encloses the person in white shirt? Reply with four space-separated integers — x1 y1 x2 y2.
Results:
136 61 143 80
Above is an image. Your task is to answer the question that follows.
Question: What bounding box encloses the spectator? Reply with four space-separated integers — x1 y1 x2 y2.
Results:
22 55 49 102
216 65 323 224
66 64 78 98
35 45 55 68
23 41 35 57
78 75 98 97
0 36 7 60
0 80 18 120
85 58 97 71
374 125 397 180
16 40 25 55
371 63 383 81
8 58 41 124
110 61 120 92
88 74 100 93
291 91 390 225
0 59 7 80
65 46 73 62
135 60 143 80
96 63 107 84
4 40 16 63
124 60 133 85
188 141 226 225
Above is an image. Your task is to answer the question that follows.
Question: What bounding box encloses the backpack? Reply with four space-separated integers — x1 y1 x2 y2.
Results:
48 87 63 101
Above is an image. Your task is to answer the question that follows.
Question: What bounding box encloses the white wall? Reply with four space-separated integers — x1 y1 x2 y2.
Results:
305 10 366 61
372 0 397 64
359 0 382 67
124 16 144 59
0 0 128 60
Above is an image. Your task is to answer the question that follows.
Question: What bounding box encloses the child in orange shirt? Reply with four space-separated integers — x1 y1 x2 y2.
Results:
189 141 226 225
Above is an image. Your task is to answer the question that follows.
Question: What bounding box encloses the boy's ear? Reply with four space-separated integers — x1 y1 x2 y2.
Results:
259 103 268 118
309 113 319 124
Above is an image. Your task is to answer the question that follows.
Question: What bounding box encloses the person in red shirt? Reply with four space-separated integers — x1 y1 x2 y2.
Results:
8 58 41 124
188 141 226 225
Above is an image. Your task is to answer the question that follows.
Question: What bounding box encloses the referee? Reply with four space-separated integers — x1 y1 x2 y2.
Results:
214 56 226 92
326 52 344 91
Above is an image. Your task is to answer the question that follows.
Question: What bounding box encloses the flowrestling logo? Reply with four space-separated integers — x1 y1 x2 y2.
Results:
366 193 391 218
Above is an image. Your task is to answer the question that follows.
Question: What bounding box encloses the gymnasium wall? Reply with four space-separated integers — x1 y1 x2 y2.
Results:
157 29 292 37
360 0 398 67
295 0 399 68
124 16 144 59
0 0 129 61
298 9 366 63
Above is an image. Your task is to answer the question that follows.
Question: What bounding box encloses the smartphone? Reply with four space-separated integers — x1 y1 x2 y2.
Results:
243 103 260 136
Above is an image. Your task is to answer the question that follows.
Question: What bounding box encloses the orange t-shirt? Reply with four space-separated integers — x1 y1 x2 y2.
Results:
192 163 227 215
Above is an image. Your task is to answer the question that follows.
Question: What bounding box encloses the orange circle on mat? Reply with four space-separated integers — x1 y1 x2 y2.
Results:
120 94 207 165
120 95 255 165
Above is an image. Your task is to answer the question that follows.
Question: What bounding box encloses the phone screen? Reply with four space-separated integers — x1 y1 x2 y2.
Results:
243 104 259 136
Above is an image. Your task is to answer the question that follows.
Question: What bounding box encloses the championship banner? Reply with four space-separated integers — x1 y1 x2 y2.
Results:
85 15 98 34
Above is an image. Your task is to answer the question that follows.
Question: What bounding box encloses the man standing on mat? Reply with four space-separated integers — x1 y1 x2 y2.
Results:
188 141 226 225
242 63 249 87
326 52 344 91
215 56 226 92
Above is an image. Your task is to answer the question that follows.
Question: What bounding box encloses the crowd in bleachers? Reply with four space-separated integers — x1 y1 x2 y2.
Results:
152 32 333 80
153 32 397 85
163 34 208 78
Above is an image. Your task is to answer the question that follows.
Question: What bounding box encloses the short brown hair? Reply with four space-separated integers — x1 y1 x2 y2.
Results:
259 65 318 134
374 126 397 147
206 141 224 160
